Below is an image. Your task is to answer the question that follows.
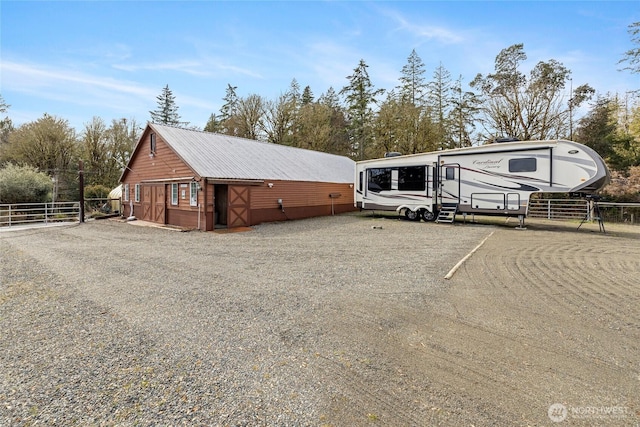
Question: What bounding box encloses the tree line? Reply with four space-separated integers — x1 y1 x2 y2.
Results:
1 24 639 203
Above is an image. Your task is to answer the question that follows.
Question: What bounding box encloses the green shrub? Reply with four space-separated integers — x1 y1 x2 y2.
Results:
0 164 52 203
84 184 111 199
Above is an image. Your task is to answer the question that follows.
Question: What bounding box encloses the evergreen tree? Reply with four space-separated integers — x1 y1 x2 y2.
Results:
149 84 183 126
619 21 640 76
340 59 384 160
219 84 239 135
397 49 427 106
204 113 221 133
301 86 314 105
428 63 453 149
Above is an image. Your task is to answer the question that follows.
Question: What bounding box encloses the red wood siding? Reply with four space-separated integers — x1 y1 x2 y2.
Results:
247 181 355 226
121 129 200 222
121 127 355 230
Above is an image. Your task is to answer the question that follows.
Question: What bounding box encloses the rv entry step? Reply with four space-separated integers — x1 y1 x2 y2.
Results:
436 205 458 224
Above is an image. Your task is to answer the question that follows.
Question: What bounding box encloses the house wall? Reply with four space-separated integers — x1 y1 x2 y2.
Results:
121 129 202 223
246 180 355 225
121 127 356 230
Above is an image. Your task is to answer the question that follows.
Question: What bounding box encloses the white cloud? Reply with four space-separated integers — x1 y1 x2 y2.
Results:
383 9 464 45
2 60 153 98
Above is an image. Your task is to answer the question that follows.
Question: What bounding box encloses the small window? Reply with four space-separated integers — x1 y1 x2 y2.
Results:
398 166 425 191
359 171 363 192
150 133 156 154
134 184 141 202
445 167 455 180
190 182 198 206
367 168 391 193
171 183 178 205
509 158 537 173
123 184 129 202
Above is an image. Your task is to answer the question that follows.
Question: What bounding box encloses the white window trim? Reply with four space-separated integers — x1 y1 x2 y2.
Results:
171 183 178 205
134 184 140 202
190 182 198 206
123 184 129 202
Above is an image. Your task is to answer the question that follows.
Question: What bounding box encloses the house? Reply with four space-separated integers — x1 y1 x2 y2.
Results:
120 123 356 230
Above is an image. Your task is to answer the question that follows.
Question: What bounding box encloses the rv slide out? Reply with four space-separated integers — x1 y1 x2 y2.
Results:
355 139 610 225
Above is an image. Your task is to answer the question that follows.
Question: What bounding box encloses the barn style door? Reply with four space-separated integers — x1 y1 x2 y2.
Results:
153 185 166 224
227 186 250 228
142 186 152 221
140 185 166 224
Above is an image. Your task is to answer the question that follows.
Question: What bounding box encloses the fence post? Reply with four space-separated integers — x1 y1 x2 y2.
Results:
8 205 11 227
79 161 85 223
547 200 551 219
45 202 48 224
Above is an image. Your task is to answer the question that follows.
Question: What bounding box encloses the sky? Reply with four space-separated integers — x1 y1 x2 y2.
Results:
1 1 639 133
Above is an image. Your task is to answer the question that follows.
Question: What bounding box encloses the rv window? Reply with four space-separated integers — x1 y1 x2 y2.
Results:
367 168 391 192
509 158 537 172
445 167 455 180
359 171 363 192
398 166 426 191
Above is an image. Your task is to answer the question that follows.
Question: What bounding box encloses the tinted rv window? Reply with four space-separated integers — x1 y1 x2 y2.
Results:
368 168 391 192
398 166 425 191
509 158 537 172
445 167 455 180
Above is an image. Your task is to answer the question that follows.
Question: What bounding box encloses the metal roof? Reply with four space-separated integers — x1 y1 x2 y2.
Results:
149 123 354 183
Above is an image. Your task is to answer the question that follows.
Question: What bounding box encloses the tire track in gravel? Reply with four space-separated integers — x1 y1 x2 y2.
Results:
504 233 640 326
443 226 640 425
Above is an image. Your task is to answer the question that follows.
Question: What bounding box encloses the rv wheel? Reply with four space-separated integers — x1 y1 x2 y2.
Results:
421 209 436 222
404 209 419 221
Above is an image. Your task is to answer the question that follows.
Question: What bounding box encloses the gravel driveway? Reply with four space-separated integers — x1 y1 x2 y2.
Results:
1 214 639 426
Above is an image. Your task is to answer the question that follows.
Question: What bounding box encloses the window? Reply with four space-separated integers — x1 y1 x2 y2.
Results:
134 184 140 202
359 171 363 192
398 166 425 191
150 133 156 154
445 167 456 180
171 183 178 205
190 182 198 206
367 168 391 192
509 157 537 172
123 184 129 202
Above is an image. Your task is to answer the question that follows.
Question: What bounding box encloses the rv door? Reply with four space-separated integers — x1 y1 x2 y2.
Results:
439 163 460 206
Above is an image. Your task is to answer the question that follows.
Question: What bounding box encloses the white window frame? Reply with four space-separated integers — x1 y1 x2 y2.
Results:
134 184 140 202
171 183 178 205
190 182 198 206
123 183 129 202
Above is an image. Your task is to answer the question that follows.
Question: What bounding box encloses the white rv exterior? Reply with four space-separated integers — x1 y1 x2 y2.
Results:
355 140 610 222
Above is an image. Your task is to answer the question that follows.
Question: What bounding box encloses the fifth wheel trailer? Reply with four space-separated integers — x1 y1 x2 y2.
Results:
355 139 610 225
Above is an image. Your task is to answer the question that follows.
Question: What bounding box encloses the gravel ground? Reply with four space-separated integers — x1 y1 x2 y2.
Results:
1 213 639 426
